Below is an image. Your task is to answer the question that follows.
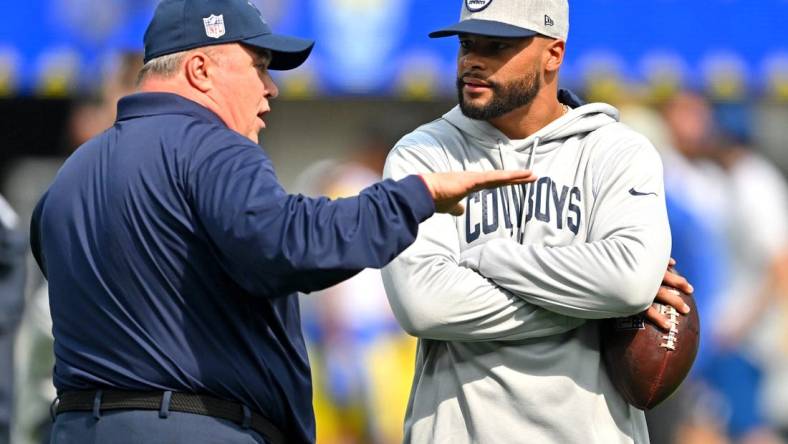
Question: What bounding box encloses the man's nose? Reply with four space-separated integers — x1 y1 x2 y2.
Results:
460 52 485 72
264 74 279 99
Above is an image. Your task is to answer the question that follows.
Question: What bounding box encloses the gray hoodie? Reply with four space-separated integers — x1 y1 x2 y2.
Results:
382 100 670 443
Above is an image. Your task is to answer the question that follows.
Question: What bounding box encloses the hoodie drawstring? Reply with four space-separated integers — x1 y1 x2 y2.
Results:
496 140 514 236
527 137 539 171
518 136 540 243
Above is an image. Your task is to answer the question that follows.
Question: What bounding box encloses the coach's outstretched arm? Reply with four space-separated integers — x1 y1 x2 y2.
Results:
187 140 533 298
381 144 586 342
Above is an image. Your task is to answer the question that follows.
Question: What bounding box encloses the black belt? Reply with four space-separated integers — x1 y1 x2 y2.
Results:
55 390 285 443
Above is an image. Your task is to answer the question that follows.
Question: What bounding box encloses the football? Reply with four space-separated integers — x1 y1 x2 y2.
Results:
600 287 700 410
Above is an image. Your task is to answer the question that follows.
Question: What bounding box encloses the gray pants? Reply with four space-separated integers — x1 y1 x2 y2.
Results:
50 410 269 444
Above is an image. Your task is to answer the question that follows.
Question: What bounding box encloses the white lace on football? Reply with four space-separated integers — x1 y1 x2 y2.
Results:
659 305 680 351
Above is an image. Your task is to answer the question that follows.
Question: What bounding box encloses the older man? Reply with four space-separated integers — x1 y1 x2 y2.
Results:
30 0 536 443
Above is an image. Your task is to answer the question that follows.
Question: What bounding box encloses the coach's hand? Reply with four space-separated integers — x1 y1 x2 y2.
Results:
421 170 537 216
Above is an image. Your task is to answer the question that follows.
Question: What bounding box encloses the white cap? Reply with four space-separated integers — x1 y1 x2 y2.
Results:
430 0 569 41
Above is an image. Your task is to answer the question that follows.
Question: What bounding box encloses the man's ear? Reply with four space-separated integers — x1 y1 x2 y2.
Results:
544 39 565 73
184 51 214 93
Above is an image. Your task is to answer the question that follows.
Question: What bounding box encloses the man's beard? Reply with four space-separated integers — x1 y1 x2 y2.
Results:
457 70 541 121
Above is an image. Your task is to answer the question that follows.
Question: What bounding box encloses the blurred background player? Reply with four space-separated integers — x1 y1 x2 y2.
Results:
4 51 144 444
0 195 27 444
661 91 788 444
295 119 421 444
700 91 788 444
624 90 788 444
619 94 732 444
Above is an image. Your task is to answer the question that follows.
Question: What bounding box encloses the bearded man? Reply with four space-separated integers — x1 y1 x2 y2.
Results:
381 1 693 443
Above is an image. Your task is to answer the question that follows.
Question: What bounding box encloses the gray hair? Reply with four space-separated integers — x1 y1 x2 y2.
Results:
136 51 188 84
136 45 271 84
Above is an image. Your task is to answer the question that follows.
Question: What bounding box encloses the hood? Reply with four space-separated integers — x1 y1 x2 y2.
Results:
441 89 620 154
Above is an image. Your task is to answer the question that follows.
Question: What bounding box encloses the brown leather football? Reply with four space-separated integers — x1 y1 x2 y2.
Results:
600 287 700 410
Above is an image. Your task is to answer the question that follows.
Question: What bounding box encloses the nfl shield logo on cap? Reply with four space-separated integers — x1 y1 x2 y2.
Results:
203 14 226 39
144 0 314 69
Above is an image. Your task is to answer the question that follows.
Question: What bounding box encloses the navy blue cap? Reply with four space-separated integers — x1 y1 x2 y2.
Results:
143 0 314 71
428 19 538 39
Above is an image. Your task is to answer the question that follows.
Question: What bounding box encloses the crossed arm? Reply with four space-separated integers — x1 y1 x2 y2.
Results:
382 141 692 342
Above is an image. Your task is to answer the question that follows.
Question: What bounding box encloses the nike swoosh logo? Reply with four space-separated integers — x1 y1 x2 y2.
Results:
629 188 658 197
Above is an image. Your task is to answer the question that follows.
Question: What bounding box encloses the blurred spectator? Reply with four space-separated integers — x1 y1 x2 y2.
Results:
639 91 787 444
3 51 144 234
11 283 53 444
295 121 417 444
657 93 733 366
0 195 26 444
67 51 143 147
2 51 143 444
704 100 788 444
620 95 731 444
